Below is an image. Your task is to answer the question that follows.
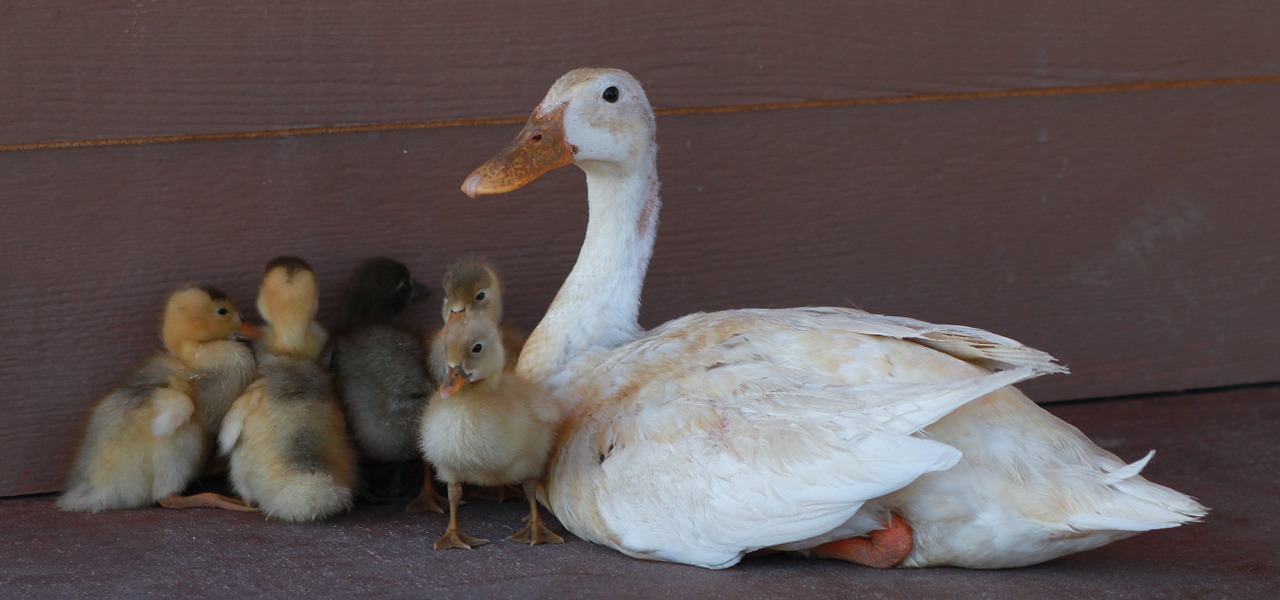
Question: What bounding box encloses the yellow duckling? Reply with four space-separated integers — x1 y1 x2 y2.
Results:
419 316 564 549
219 257 357 522
59 285 256 512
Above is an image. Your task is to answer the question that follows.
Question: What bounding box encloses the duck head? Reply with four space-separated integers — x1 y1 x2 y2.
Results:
439 316 507 398
161 285 246 359
342 257 429 326
462 68 655 197
257 256 320 355
441 260 503 325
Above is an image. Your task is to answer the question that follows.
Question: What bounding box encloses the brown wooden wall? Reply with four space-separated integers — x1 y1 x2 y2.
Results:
2 2 1277 496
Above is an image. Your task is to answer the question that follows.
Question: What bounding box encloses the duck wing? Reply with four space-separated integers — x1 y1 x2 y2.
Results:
549 308 1060 569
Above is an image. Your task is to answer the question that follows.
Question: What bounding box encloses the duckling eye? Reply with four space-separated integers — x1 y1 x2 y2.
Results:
474 291 486 301
215 307 230 316
471 343 484 354
602 86 620 103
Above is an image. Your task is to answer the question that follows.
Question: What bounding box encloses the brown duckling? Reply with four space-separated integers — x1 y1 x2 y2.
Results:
326 257 442 512
219 257 357 522
59 285 256 513
429 260 526 379
419 315 564 549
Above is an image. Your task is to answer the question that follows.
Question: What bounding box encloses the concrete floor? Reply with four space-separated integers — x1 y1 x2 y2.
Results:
3 386 1275 599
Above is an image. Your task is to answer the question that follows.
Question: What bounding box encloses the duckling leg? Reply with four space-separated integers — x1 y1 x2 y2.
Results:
406 462 445 513
508 479 564 545
808 513 913 568
433 482 489 550
158 492 256 512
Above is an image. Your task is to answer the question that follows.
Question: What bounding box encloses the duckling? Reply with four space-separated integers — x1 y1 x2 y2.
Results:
430 260 532 503
326 257 443 512
419 316 564 549
429 260 526 380
219 257 358 522
59 285 256 513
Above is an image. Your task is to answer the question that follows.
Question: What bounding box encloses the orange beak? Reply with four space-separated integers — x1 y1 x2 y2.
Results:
235 321 262 341
439 368 469 400
462 104 575 198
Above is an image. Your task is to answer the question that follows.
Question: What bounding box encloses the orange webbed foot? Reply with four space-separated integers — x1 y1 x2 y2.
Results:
406 482 446 514
509 521 564 545
434 529 490 550
508 478 564 545
810 513 913 568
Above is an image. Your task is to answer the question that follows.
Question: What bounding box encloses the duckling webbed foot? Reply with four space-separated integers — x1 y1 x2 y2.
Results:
406 462 446 513
434 529 490 550
407 483 446 514
509 521 563 545
809 513 913 568
158 492 256 512
508 479 564 546
433 481 489 550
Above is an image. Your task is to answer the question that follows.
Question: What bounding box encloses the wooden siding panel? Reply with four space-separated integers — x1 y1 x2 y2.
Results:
2 83 1276 495
4 1 1280 145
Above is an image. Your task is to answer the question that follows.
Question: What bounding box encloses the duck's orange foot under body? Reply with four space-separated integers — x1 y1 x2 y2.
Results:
810 514 914 568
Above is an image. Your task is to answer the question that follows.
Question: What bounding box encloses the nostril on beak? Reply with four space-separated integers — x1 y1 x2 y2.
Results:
530 134 543 143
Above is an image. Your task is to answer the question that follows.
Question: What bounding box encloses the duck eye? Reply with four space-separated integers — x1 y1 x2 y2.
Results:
474 291 486 301
471 343 484 354
602 86 620 103
216 307 230 316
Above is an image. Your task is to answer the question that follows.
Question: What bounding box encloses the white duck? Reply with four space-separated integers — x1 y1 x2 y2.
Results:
459 68 1206 570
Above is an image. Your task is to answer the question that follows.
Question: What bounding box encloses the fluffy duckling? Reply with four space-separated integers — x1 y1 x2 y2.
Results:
419 316 564 549
59 285 256 513
220 257 358 522
427 262 532 502
326 257 442 512
429 260 526 380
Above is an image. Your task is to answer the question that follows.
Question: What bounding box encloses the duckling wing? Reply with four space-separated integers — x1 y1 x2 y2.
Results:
219 383 266 454
554 308 1056 569
150 388 196 438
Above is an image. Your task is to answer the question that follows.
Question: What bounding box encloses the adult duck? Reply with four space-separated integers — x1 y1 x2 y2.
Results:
459 68 1206 570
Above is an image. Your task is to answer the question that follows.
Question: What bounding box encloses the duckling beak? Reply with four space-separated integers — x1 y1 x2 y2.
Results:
462 104 575 198
235 321 262 342
411 280 432 302
440 367 470 399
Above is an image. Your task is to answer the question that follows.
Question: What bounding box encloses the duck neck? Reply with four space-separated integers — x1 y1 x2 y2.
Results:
264 319 327 360
167 339 203 366
517 149 660 384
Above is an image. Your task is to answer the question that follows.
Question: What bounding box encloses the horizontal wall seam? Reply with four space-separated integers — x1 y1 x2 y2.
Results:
3 74 1277 153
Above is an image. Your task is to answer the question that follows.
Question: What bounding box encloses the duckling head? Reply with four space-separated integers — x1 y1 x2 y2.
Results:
257 256 319 355
462 68 655 197
342 257 430 327
439 316 506 399
161 285 244 360
441 260 503 325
